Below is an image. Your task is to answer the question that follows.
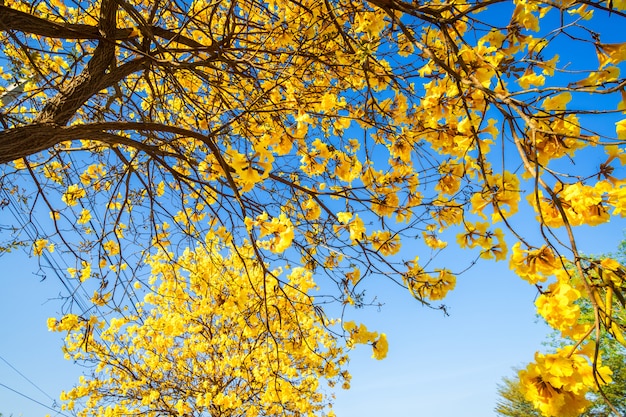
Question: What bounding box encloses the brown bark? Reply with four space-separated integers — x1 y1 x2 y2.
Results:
0 123 67 164
0 122 210 165
0 5 131 40
28 0 114 128
0 5 204 47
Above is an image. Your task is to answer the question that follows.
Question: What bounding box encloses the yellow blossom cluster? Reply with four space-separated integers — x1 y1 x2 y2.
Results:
61 184 86 207
519 346 612 417
510 243 560 284
471 171 521 223
457 222 507 261
403 257 456 301
246 212 294 253
528 179 626 228
517 252 626 414
32 238 54 256
49 232 353 417
334 212 367 244
535 270 590 339
344 321 388 360
369 230 401 256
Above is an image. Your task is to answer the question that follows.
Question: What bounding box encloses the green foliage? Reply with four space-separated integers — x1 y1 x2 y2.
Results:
495 375 541 417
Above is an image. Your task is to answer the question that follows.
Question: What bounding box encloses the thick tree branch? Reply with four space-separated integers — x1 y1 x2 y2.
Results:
34 0 117 125
0 123 67 163
0 5 131 40
0 56 148 163
0 121 208 164
0 5 205 48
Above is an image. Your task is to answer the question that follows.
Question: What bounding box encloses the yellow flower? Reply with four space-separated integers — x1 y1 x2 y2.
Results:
345 268 361 285
542 92 572 112
301 198 321 221
55 314 81 331
519 347 612 417
457 222 489 249
510 242 558 284
598 43 626 69
423 224 447 250
258 213 294 253
13 158 27 169
406 268 456 301
79 261 91 282
372 333 388 360
47 317 57 331
337 211 352 224
334 152 362 183
103 240 120 256
33 239 48 256
348 215 366 243
517 70 545 89
62 184 86 207
616 118 626 140
371 192 399 218
91 291 111 306
77 209 92 225
369 230 401 256
535 278 582 333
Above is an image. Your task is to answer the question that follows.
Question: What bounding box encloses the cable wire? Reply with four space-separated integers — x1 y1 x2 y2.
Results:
0 354 55 402
0 382 70 417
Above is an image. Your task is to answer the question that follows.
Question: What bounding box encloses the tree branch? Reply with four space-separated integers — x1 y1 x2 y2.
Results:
0 5 206 48
33 0 117 125
0 121 211 164
0 5 130 40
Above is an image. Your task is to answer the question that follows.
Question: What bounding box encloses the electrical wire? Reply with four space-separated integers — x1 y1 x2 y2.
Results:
0 186 92 315
0 354 55 402
0 382 70 417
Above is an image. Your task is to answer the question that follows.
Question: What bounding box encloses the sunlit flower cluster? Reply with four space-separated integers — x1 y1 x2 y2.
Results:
519 347 612 417
50 232 354 417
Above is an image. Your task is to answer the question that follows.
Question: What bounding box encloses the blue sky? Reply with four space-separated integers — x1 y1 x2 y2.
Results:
0 251 80 417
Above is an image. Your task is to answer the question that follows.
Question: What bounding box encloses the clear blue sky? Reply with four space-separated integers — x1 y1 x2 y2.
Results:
2 220 624 417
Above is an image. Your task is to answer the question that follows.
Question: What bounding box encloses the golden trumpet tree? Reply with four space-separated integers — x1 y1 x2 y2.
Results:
47 231 378 417
1 0 626 415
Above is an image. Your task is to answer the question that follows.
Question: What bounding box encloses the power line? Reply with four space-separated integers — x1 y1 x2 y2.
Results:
0 354 55 402
0 186 91 315
0 382 70 417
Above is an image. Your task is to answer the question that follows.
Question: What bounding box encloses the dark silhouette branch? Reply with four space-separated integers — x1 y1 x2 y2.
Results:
0 5 205 48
